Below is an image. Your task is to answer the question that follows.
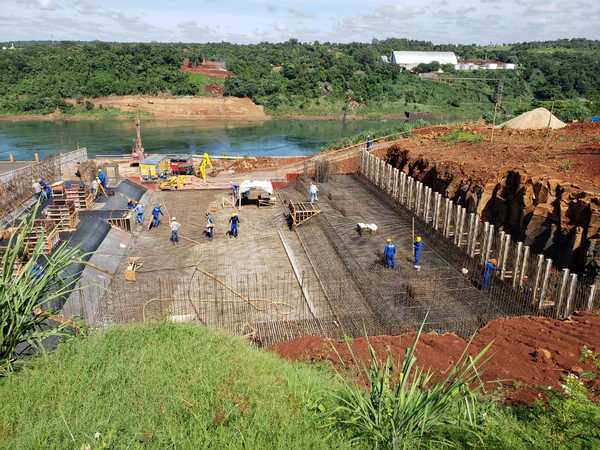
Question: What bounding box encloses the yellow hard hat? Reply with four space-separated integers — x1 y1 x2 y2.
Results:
231 211 238 216
416 236 422 242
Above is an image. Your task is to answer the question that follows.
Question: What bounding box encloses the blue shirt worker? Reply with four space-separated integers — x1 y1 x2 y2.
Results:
482 258 498 290
97 168 107 190
229 212 240 238
134 203 145 225
413 236 424 270
170 217 181 244
384 239 396 269
151 204 163 228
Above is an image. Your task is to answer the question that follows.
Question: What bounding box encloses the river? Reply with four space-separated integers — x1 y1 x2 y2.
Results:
0 119 402 160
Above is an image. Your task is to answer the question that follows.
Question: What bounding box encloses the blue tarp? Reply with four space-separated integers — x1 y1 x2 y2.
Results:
592 116 600 123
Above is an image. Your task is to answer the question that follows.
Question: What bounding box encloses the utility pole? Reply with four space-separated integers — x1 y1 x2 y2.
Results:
490 80 504 143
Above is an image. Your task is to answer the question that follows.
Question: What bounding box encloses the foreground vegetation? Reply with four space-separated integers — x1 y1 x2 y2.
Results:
1 39 599 120
0 322 598 449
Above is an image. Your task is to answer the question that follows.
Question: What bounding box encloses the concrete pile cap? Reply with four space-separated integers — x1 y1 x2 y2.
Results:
498 107 566 130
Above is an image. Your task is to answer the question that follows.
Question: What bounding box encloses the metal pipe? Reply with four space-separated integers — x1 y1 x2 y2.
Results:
470 218 479 257
399 172 406 204
392 168 399 200
520 246 530 287
512 242 523 288
415 182 422 215
538 258 553 311
484 224 494 262
555 268 570 318
466 213 475 252
456 207 466 247
433 193 441 230
564 274 578 318
500 234 510 280
480 222 489 263
424 188 431 223
531 254 544 306
587 284 597 311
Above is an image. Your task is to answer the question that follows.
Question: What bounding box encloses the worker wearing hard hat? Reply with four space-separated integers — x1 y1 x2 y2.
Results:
413 236 424 270
170 217 181 244
482 258 499 290
384 238 396 269
228 211 240 238
134 202 145 225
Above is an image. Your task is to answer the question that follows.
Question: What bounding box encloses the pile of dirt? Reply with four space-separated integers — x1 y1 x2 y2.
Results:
499 107 566 130
271 311 600 404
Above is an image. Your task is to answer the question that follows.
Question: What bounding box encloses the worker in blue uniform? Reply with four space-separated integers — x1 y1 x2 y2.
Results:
134 202 145 225
228 211 240 238
151 204 163 228
414 236 424 270
97 168 107 190
482 258 498 290
383 238 396 269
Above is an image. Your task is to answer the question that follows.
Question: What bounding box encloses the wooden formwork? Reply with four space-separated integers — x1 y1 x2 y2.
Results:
45 200 79 231
24 220 61 256
65 184 94 210
288 201 321 228
107 213 134 233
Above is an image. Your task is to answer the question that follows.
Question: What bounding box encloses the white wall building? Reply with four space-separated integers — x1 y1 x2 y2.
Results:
390 51 458 70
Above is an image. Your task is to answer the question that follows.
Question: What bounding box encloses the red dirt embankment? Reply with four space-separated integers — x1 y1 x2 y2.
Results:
271 311 600 404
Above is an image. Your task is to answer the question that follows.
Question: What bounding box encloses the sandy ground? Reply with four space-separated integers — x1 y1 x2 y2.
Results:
88 96 268 120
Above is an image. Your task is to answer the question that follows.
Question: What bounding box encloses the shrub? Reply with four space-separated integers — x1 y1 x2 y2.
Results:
1 205 81 375
322 320 491 449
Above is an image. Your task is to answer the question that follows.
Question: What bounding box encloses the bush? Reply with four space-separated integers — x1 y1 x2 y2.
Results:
322 321 491 449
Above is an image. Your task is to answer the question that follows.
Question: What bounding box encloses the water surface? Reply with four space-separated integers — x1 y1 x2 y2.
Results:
0 119 401 160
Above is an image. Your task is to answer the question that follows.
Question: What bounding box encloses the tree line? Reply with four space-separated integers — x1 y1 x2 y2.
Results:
0 39 598 118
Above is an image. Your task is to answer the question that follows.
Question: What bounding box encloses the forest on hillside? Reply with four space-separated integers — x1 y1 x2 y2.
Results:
0 39 598 119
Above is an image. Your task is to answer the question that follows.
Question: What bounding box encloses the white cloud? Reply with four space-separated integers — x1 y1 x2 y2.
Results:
1 0 599 43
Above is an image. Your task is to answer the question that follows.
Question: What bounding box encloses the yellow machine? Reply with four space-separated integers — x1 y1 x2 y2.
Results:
159 175 186 191
139 155 170 181
195 152 213 182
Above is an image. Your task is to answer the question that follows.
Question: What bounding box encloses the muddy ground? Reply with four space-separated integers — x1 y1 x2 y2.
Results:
271 310 600 404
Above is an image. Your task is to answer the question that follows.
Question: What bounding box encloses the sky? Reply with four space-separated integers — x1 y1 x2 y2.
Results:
2 0 599 44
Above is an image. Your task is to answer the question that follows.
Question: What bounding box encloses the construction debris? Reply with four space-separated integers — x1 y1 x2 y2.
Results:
124 257 143 282
288 201 321 228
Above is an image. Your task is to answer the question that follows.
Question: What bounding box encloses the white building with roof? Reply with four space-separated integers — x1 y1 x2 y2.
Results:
390 51 458 70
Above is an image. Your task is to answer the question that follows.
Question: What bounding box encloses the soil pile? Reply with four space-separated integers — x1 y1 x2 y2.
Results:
271 311 600 404
499 107 566 130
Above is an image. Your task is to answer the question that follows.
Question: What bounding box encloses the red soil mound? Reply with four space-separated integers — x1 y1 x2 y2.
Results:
271 311 600 404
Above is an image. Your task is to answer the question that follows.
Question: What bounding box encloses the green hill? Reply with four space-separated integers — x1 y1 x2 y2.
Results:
0 39 598 120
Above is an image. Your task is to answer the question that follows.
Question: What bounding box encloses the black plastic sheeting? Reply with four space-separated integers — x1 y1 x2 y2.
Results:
95 179 147 210
52 215 111 310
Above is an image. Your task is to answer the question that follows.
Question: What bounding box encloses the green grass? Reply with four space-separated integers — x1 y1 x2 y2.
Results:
0 324 346 450
1 323 599 449
438 129 485 144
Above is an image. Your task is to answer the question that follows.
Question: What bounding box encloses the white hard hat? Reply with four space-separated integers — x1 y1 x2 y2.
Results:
171 217 176 221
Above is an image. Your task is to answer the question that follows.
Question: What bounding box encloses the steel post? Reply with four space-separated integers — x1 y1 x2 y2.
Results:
538 258 553 311
564 274 578 318
555 268 570 318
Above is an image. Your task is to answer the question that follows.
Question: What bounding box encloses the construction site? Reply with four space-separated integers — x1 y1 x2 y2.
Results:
1 111 599 353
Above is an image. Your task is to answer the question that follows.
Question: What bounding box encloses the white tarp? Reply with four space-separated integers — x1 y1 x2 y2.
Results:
239 180 273 195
